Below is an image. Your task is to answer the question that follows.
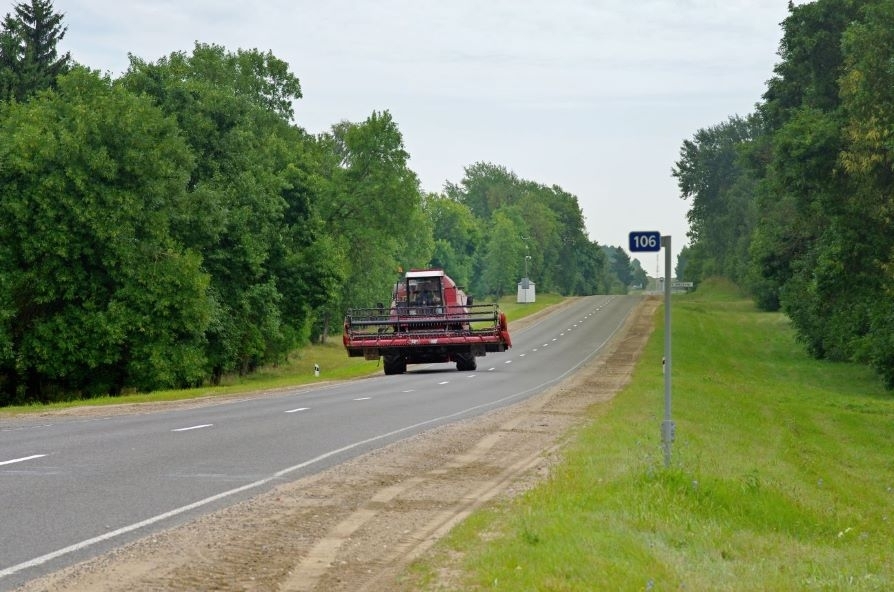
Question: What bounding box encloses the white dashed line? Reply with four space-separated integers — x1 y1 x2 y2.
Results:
172 424 212 432
0 454 46 466
438 381 449 385
285 408 310 414
354 397 371 401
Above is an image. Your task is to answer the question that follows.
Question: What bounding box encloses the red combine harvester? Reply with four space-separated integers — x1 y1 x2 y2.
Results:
343 269 512 375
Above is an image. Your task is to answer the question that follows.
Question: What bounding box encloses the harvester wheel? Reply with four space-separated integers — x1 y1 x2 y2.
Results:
455 353 477 372
383 356 405 375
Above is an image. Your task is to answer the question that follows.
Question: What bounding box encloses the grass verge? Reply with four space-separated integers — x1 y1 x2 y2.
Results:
406 279 894 591
0 294 562 415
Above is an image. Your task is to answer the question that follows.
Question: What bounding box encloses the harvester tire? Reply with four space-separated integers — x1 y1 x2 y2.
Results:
455 353 477 372
383 356 406 375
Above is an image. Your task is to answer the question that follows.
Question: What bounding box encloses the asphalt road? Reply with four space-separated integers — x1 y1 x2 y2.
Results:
0 294 640 589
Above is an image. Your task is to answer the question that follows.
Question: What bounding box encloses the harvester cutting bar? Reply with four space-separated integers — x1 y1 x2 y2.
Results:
345 304 500 331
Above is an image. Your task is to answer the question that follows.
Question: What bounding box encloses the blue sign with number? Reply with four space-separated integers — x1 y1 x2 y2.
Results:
629 231 661 252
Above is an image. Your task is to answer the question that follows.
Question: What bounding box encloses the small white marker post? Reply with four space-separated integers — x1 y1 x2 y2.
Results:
629 231 675 467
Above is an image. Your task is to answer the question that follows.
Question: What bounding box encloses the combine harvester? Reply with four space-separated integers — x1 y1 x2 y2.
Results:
343 269 512 375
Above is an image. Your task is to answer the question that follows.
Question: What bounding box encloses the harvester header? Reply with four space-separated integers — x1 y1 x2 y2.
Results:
343 268 511 374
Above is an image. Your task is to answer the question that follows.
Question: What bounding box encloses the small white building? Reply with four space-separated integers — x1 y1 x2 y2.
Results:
517 277 536 303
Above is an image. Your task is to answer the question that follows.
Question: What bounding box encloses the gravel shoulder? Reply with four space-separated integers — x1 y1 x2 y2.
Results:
15 296 659 592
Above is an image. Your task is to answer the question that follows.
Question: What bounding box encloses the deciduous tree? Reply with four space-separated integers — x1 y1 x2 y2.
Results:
0 67 207 403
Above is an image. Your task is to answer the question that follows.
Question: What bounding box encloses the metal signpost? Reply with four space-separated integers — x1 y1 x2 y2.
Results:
629 231 675 467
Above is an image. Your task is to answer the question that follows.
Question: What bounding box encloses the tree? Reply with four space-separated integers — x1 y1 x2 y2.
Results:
599 246 633 294
445 162 520 220
630 258 648 290
480 210 527 298
838 0 894 386
752 0 857 359
314 110 427 335
121 43 316 377
540 184 592 295
679 0 894 387
445 163 597 296
572 240 609 295
425 194 483 289
0 67 208 403
672 115 760 286
0 0 70 101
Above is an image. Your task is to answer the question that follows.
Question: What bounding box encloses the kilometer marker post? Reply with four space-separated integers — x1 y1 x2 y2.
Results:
629 231 675 467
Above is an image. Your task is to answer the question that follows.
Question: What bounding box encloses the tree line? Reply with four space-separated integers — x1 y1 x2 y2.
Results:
673 0 894 388
0 1 643 405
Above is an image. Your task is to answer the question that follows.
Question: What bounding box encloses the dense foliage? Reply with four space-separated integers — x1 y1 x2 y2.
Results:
673 0 894 388
0 1 638 404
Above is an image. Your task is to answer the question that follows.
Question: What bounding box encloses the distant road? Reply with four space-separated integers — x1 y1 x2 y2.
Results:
0 294 640 590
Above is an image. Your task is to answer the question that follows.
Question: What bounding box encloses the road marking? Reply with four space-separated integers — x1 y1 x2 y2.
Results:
0 454 46 467
504 360 512 364
401 389 415 393
0 317 632 584
467 374 476 378
354 397 371 401
438 381 449 385
519 353 526 357
285 408 310 414
171 424 212 432
488 367 496 371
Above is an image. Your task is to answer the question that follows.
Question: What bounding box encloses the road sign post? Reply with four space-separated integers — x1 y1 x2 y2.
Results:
660 235 674 467
629 231 675 467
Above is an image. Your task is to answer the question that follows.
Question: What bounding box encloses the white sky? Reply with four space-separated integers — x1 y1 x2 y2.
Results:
53 0 795 277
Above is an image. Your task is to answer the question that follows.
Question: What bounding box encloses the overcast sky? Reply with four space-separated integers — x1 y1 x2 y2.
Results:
53 0 795 276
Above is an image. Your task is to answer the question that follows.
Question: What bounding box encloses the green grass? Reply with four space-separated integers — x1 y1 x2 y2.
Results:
0 294 561 415
406 279 894 591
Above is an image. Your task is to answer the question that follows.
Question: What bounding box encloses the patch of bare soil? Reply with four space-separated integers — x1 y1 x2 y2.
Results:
15 297 659 592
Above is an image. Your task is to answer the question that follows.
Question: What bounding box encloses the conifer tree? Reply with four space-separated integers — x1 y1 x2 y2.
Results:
0 0 70 101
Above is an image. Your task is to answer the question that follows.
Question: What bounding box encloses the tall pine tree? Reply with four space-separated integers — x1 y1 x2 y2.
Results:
0 0 69 101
